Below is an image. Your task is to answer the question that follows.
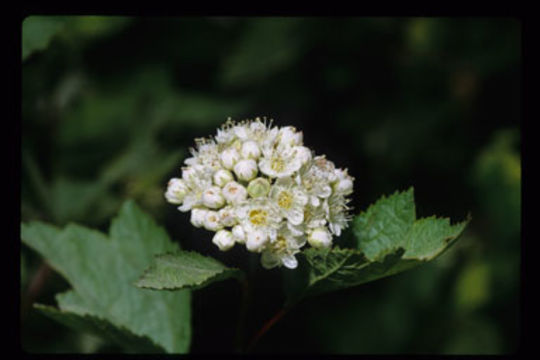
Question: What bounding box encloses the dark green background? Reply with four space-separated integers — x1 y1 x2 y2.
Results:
21 16 521 354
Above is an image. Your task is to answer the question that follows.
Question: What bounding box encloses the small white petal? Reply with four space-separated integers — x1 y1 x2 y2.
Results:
246 230 268 253
287 208 304 226
281 254 298 269
178 195 197 212
232 225 246 244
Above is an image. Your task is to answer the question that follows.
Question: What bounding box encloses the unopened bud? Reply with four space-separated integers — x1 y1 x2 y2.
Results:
190 208 209 228
165 178 188 204
212 230 235 251
204 211 223 231
308 228 332 248
241 140 261 159
223 181 248 205
247 177 271 198
234 159 258 181
213 169 234 187
220 147 240 170
202 186 225 209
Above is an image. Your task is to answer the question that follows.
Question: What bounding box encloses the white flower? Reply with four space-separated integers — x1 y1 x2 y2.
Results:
202 186 225 209
269 177 308 226
234 159 258 181
177 165 213 212
218 206 237 227
325 193 351 236
260 226 306 269
307 227 332 248
204 211 223 231
190 208 209 228
236 198 282 242
259 145 305 178
165 117 354 270
222 181 248 205
246 229 268 253
184 139 221 170
212 230 235 251
165 178 188 204
213 169 234 187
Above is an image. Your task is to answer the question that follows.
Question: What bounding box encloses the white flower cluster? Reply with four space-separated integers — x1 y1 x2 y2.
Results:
165 118 354 270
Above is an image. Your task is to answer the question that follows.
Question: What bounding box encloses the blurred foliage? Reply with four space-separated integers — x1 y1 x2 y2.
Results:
21 16 520 354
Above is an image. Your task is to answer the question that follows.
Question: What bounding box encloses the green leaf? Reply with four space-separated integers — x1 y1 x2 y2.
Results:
21 201 191 353
136 252 244 291
35 301 163 353
22 16 66 61
286 188 468 304
354 188 468 265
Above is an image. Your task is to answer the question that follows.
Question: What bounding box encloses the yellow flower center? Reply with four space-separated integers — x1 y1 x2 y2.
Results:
271 236 287 253
271 157 285 172
249 209 268 226
277 191 293 209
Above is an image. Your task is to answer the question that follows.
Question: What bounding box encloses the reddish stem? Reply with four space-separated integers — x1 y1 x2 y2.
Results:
247 306 290 351
21 262 52 321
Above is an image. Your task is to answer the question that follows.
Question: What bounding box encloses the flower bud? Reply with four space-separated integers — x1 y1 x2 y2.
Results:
165 178 188 204
218 206 237 227
241 140 261 159
190 208 208 228
278 126 302 146
220 147 240 170
307 228 332 248
204 211 223 231
246 229 269 253
234 159 258 181
212 230 235 251
202 186 225 209
335 177 353 195
181 166 196 182
333 169 354 195
213 169 234 187
247 177 271 198
223 181 248 205
232 225 246 244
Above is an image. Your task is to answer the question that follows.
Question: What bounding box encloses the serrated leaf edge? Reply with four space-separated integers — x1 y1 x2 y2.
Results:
135 250 244 291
